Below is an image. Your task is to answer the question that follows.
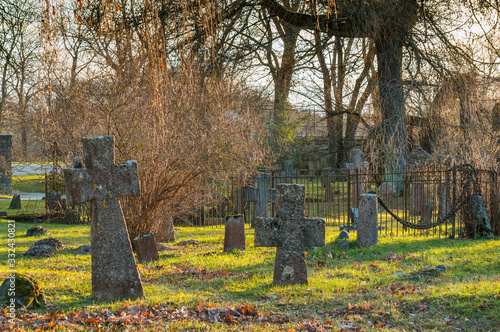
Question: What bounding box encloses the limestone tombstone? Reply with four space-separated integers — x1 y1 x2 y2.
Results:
357 193 378 247
64 136 144 302
255 184 325 285
0 135 12 194
223 215 245 252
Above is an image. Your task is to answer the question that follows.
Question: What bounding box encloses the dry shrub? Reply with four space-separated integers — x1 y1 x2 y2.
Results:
35 1 271 240
118 67 269 240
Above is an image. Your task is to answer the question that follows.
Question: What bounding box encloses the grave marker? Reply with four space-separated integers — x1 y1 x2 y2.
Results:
132 233 160 263
245 174 276 226
8 194 21 210
254 184 325 285
345 149 368 208
223 215 245 252
64 136 144 302
0 135 12 194
357 193 378 247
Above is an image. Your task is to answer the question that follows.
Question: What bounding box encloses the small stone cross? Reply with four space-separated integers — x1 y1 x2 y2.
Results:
64 136 144 302
254 184 325 285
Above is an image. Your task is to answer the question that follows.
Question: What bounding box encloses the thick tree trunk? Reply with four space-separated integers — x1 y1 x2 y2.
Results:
375 35 408 175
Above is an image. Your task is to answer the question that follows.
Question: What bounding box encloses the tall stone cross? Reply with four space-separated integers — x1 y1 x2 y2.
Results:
64 136 144 302
254 184 325 285
245 174 276 226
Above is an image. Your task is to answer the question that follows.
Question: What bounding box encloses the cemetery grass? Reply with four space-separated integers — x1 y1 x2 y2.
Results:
0 199 45 216
13 175 45 193
1 222 499 331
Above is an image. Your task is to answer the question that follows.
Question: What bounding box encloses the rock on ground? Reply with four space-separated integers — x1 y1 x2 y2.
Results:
23 245 56 258
73 245 91 255
176 239 200 246
26 226 51 237
33 237 66 250
0 273 46 309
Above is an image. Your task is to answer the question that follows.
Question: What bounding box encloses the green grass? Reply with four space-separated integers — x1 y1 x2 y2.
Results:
0 221 499 331
0 199 45 216
12 174 45 193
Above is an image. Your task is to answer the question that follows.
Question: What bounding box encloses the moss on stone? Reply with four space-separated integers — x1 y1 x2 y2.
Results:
0 273 46 309
225 214 244 221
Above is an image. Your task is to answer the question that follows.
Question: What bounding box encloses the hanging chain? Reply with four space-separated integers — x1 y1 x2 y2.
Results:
375 165 477 230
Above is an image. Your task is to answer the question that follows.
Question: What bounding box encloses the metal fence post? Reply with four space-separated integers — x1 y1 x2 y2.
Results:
452 167 457 238
490 171 499 235
347 169 351 231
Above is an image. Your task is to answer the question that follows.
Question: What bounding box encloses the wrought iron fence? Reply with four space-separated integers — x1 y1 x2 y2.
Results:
184 166 499 237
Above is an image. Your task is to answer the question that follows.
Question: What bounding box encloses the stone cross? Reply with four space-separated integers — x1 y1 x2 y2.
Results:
254 184 325 285
245 174 276 226
64 136 144 302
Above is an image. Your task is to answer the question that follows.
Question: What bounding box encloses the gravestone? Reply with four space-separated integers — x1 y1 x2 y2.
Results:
254 184 325 285
223 215 245 252
357 193 378 247
8 194 21 209
345 149 368 207
132 233 160 263
245 174 276 227
283 160 295 180
411 182 433 224
161 214 175 242
335 230 351 250
64 136 144 302
471 195 494 237
438 180 451 218
0 135 12 194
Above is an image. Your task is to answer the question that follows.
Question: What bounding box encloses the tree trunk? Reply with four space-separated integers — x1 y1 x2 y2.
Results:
272 24 299 144
315 32 342 168
375 35 408 174
375 35 408 195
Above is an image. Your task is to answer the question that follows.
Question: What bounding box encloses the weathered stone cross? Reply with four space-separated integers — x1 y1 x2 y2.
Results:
254 184 325 285
64 136 144 302
245 173 276 226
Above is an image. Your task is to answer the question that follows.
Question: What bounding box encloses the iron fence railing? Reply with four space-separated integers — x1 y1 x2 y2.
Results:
183 166 499 237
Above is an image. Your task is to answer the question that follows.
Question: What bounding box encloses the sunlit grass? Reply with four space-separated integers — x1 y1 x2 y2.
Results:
0 221 499 331
13 174 45 193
